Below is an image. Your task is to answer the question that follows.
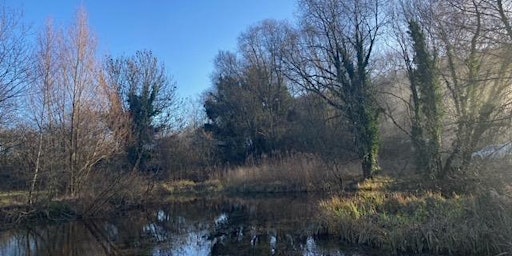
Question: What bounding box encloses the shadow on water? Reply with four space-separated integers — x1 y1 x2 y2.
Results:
0 194 369 256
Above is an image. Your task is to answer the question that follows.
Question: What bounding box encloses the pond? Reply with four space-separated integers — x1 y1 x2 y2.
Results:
0 194 370 256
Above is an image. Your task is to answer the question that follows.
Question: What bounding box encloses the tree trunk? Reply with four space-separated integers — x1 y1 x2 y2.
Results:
361 146 379 179
357 103 381 179
29 132 44 205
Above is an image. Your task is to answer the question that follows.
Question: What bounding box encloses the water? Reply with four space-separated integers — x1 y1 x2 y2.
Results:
0 194 368 256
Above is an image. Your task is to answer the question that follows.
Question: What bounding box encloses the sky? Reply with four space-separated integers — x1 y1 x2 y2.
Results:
5 0 297 100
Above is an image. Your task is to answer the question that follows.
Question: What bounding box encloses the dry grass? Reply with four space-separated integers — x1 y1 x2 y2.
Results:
217 153 359 193
0 191 30 207
320 175 512 255
158 179 223 195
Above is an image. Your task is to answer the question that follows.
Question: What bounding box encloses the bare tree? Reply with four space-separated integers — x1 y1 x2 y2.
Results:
27 19 61 204
237 19 294 157
27 8 124 198
283 0 385 179
60 8 128 197
0 5 31 126
428 1 512 174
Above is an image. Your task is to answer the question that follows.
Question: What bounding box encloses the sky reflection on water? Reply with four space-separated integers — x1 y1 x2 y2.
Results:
0 195 368 256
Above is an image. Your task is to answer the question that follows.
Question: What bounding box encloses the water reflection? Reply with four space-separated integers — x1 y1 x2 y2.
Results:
0 195 367 255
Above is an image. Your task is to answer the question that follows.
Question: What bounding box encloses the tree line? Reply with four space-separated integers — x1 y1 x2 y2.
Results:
205 0 512 180
1 0 512 204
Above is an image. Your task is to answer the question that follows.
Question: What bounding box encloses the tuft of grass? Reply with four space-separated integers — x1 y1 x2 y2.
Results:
356 175 394 192
320 176 512 255
0 191 26 207
159 179 223 195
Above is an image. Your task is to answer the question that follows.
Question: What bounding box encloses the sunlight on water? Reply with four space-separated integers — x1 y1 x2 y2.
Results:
214 213 228 226
152 230 212 256
157 209 169 222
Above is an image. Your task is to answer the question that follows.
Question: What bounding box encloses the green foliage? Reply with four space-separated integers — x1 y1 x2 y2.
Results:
204 57 294 163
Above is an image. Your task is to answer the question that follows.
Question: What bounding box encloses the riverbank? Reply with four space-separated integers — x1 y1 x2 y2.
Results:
319 175 512 255
2 159 512 255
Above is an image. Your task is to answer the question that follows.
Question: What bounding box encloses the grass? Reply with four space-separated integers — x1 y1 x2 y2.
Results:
156 154 338 195
158 179 223 195
320 175 512 255
216 153 355 193
154 153 359 196
0 191 30 207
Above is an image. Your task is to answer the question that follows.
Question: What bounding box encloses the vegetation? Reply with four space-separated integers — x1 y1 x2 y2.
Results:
320 175 512 255
0 0 512 255
284 0 384 179
405 20 443 177
218 153 348 193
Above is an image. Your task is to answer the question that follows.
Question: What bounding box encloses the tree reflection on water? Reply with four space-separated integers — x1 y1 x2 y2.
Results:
0 195 367 256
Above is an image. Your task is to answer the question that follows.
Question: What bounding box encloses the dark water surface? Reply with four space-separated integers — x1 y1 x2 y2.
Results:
0 194 369 256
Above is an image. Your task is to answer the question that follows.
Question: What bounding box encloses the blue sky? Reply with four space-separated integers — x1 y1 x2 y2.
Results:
6 0 297 99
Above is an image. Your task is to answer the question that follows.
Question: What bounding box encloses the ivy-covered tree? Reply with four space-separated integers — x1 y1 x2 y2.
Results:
104 50 176 171
406 20 442 177
392 0 512 178
283 0 384 179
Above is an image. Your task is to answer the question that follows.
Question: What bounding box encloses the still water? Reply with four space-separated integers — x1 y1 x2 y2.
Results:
0 194 368 256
